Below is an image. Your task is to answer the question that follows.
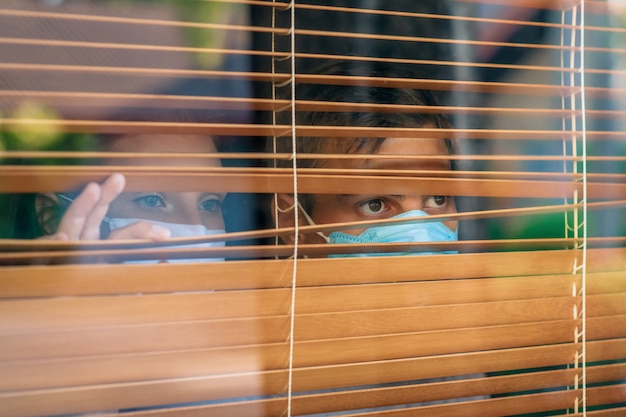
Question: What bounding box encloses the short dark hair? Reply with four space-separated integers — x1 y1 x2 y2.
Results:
273 61 453 169
271 61 455 212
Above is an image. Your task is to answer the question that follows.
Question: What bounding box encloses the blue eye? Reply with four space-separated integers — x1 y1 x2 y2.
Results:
134 194 166 208
199 198 222 213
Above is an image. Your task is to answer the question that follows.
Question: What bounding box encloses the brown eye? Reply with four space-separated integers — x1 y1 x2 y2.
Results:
368 200 383 212
425 196 447 208
358 198 387 215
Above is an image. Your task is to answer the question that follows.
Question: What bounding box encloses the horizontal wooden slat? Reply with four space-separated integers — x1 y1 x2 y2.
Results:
586 408 626 417
0 273 582 333
295 297 578 339
6 151 626 165
0 37 289 59
2 248 624 297
336 391 579 417
5 230 624 265
4 118 626 141
0 345 575 403
0 369 581 417
189 391 577 417
0 296 577 361
297 51 626 78
0 316 291 361
0 343 289 391
295 275 576 313
294 343 579 392
588 315 626 340
0 372 290 417
294 1 573 25
295 26 573 52
587 362 626 385
0 269 618 338
3 63 612 97
0 260 294 297
291 369 579 417
588 269 626 294
588 339 626 363
0 25 596 59
3 165 621 184
0 243 303 265
302 250 580 286
2 92 619 121
0 8 288 34
4 90 614 118
1 389 581 417
587 249 626 274
293 320 578 367
0 273 576 330
588 384 626 408
0 337 581 394
0 290 292 332
588 293 626 317
455 0 617 15
1 322 579 392
2 165 625 191
3 167 626 198
4 237 624 265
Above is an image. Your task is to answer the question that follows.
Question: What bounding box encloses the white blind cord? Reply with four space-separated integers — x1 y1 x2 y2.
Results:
579 1 588 414
286 0 297 415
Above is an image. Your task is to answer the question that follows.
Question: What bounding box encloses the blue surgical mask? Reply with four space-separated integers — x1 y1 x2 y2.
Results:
105 218 226 263
299 205 458 258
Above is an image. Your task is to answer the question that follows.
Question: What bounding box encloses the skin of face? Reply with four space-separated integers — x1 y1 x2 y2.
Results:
103 134 225 232
303 136 457 244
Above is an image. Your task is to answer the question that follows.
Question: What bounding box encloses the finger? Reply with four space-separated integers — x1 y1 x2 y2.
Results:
79 174 126 240
37 232 69 241
97 173 126 206
55 182 102 240
107 221 171 241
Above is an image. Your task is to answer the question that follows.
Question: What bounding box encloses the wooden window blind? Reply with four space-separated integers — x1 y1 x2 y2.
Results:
0 0 625 416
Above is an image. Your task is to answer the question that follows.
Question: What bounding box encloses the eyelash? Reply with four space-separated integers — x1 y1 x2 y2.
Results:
357 195 449 215
425 196 448 208
133 193 166 209
199 198 222 213
358 198 389 216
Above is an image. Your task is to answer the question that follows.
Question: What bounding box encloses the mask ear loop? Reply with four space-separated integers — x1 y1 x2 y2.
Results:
276 201 296 213
296 202 331 244
275 201 297 259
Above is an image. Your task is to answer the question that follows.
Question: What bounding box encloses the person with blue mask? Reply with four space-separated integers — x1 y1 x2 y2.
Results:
271 62 458 258
269 62 483 413
34 133 227 263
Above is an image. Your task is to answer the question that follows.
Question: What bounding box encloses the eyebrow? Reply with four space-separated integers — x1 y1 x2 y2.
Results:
337 194 405 203
366 159 452 170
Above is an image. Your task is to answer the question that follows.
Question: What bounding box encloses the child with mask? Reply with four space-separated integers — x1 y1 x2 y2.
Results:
34 133 227 263
272 62 458 257
270 62 484 412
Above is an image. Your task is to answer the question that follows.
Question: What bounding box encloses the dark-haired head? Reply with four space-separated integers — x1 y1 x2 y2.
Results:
271 61 455 216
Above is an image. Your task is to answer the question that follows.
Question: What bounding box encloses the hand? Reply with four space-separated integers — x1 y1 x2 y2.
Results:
42 174 170 241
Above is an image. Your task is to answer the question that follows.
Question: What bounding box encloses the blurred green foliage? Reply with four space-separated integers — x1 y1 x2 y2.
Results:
108 0 247 69
0 101 99 238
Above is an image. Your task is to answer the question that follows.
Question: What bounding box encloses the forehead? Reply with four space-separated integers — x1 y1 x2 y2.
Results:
326 137 451 170
104 134 220 167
